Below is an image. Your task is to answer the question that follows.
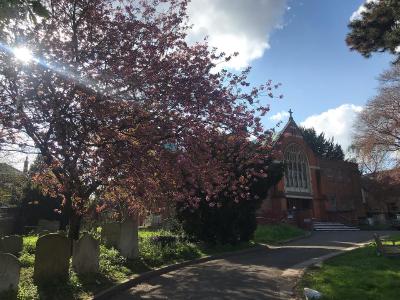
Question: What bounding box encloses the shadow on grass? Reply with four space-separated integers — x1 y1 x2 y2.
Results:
35 278 76 300
74 259 152 297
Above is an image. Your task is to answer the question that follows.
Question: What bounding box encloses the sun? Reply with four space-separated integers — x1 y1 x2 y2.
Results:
13 47 33 63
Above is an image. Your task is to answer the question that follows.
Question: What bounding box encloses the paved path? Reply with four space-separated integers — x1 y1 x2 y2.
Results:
112 231 397 300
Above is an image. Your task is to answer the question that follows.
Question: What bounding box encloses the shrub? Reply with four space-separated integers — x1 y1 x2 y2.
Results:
177 156 283 245
139 230 202 267
99 245 131 280
149 235 177 247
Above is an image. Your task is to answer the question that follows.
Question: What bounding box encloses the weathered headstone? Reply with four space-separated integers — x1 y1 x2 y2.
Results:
144 214 162 227
72 233 99 274
37 219 60 232
0 253 21 293
119 218 139 259
101 222 121 248
33 233 70 283
0 235 23 256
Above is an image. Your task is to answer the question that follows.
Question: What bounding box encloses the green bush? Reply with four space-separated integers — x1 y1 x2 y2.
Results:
176 161 283 245
139 230 202 267
99 245 131 281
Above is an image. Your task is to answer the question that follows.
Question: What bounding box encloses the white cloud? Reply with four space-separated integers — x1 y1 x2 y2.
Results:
187 0 287 70
350 0 378 21
270 110 289 122
300 104 363 152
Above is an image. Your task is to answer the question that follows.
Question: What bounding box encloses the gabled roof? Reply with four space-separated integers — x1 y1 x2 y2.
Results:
272 114 303 146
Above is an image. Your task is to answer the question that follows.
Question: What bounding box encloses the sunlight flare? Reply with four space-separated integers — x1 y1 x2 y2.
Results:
13 47 33 63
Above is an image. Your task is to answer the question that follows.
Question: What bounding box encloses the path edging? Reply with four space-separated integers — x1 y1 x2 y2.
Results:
275 231 312 245
93 244 268 300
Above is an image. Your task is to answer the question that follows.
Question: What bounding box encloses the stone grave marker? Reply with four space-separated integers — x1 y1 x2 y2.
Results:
33 233 70 283
72 233 99 274
0 235 23 256
101 222 120 248
0 253 21 293
119 218 139 259
37 219 60 233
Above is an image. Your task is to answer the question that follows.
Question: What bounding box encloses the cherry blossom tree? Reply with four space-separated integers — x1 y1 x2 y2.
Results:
0 0 280 239
175 133 283 244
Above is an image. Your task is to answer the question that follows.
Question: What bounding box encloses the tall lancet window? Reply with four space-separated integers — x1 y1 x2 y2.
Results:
284 144 311 193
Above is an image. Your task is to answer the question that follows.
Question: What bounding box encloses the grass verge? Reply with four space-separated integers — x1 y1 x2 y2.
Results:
254 224 307 244
298 235 400 300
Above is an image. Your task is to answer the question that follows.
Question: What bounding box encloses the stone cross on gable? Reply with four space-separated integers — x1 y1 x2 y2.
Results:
288 109 293 120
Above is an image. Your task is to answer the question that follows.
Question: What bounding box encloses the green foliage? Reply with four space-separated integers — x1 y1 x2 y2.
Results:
99 245 132 281
139 233 202 267
19 236 37 269
299 236 400 300
177 161 283 245
19 181 61 229
300 127 345 160
253 224 306 244
346 0 400 61
0 163 26 206
0 0 48 25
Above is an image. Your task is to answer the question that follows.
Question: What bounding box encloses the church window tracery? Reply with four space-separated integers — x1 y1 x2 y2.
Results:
284 144 311 193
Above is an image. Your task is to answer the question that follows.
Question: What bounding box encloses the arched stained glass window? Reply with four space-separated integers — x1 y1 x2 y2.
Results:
284 144 311 193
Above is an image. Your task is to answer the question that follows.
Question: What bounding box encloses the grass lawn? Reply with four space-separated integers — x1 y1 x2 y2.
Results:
1 224 306 300
254 224 307 244
298 235 400 300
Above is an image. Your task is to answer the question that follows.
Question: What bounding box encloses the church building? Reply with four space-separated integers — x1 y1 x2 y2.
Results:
258 111 366 228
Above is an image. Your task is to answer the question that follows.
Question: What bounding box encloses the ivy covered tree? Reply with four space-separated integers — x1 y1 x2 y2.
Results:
300 127 345 160
346 0 400 61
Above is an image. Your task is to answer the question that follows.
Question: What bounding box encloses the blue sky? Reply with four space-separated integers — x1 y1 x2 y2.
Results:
251 0 391 126
188 0 393 151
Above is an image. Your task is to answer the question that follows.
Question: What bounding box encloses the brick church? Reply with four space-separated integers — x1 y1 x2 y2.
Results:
258 112 366 227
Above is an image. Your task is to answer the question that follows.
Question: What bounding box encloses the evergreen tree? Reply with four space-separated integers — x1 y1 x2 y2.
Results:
346 0 400 61
300 127 345 160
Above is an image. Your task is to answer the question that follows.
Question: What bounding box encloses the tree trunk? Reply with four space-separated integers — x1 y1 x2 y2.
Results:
68 212 82 241
58 194 81 240
59 194 72 231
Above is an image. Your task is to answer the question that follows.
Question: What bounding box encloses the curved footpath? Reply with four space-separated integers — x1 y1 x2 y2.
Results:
109 231 397 300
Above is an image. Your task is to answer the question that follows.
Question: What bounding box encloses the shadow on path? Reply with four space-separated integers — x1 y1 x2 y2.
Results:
111 231 397 300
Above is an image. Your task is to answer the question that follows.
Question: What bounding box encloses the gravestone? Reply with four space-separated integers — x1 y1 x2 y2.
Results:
0 235 23 256
37 219 60 233
0 253 21 293
101 222 120 248
33 233 70 283
72 233 99 274
144 214 162 227
119 218 139 259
